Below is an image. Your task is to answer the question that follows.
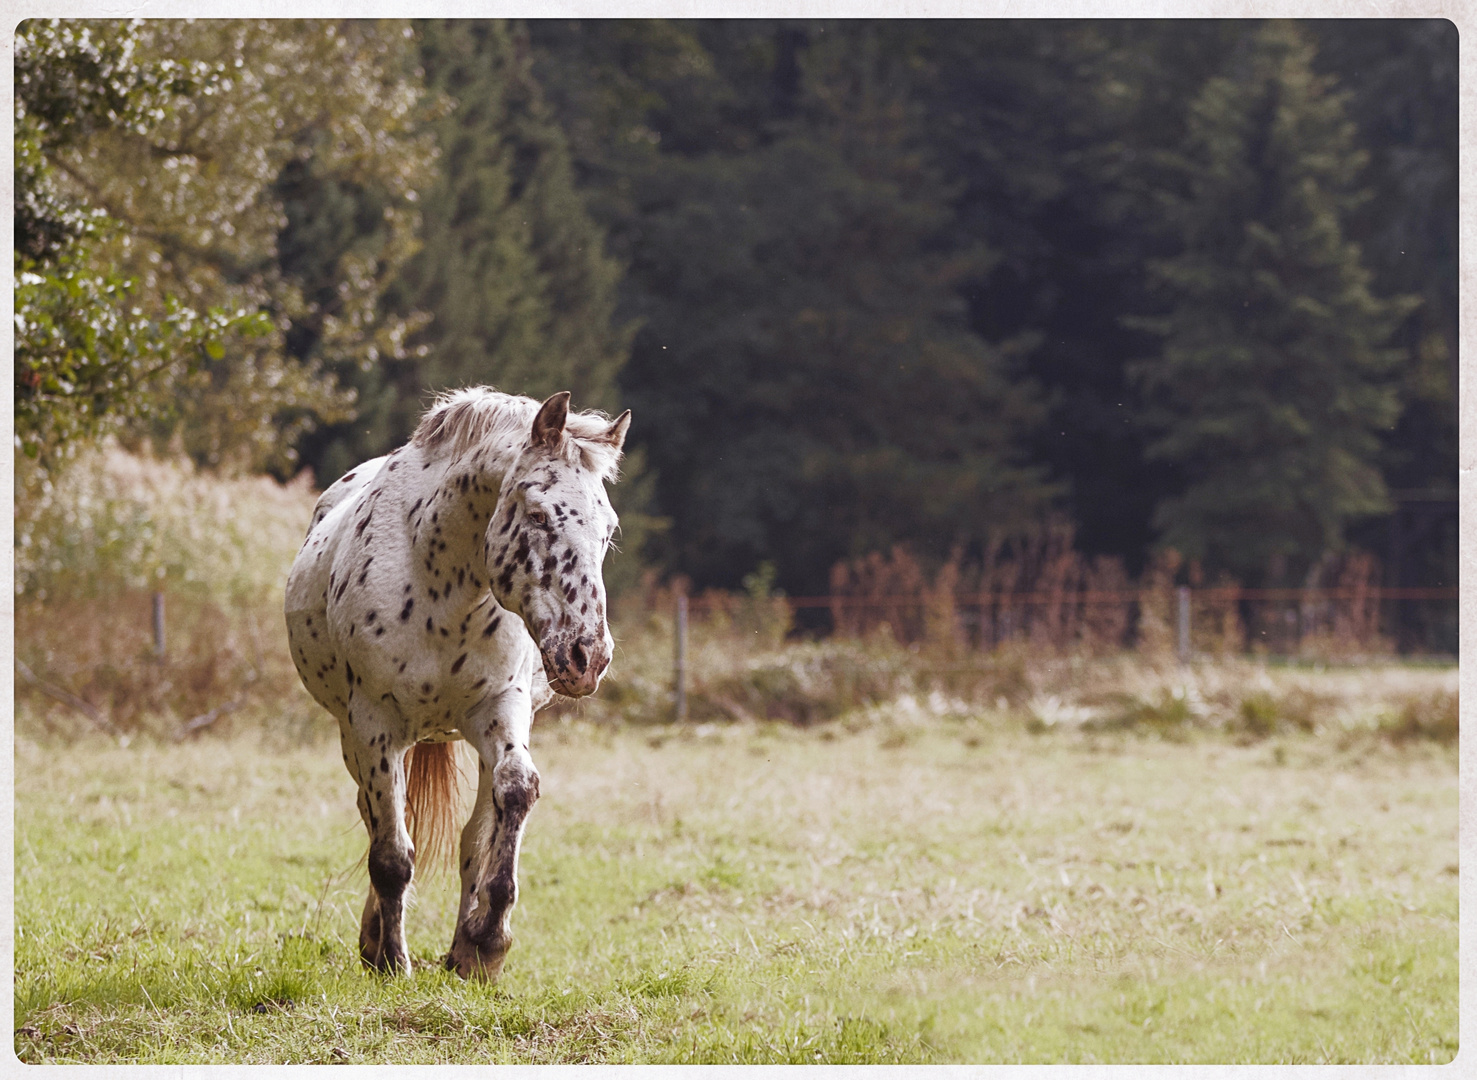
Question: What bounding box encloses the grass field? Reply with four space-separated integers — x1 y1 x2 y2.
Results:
13 667 1458 1065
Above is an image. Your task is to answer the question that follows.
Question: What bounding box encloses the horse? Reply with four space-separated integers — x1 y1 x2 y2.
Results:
284 388 630 979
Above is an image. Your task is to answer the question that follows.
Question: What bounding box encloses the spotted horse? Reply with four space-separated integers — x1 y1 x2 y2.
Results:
285 388 629 979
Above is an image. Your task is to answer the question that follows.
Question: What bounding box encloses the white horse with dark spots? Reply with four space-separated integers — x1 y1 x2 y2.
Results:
285 388 628 978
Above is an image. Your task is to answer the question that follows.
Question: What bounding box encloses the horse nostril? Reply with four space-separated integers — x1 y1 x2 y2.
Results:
570 639 588 674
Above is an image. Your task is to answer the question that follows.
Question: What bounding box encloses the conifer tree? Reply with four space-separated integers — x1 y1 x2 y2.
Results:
589 22 1052 590
301 20 632 481
1128 20 1415 582
405 21 630 400
300 20 653 588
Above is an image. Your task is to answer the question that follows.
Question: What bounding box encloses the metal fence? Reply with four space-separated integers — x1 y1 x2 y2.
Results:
678 585 1457 658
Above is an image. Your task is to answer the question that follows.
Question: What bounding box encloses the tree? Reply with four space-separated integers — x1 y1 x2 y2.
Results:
14 20 269 465
36 19 437 475
293 20 658 596
915 21 1246 572
536 21 1050 591
299 19 633 484
1128 21 1416 582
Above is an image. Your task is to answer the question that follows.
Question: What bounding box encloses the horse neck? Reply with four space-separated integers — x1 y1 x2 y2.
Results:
411 439 519 587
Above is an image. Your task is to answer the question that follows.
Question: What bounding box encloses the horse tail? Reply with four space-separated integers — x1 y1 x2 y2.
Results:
405 740 463 875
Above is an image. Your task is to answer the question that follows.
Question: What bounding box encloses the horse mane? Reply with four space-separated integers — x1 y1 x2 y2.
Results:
411 387 624 480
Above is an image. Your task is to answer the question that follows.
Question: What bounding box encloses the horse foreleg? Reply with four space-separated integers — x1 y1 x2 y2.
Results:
447 688 540 981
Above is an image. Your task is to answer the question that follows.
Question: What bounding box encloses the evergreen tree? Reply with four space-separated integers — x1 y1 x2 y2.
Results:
408 21 630 407
1128 21 1416 582
1312 21 1457 581
297 20 655 593
541 21 1050 591
302 20 632 479
921 21 1243 571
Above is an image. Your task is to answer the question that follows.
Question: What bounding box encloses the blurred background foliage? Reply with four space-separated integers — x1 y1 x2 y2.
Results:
14 17 1456 619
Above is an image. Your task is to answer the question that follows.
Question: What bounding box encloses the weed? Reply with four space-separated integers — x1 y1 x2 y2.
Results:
1095 687 1196 733
1380 690 1459 745
1239 692 1280 737
1233 687 1324 738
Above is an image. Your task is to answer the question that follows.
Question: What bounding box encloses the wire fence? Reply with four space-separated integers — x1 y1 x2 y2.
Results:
678 585 1457 659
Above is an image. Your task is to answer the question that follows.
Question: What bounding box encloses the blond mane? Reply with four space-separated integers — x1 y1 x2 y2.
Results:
411 387 623 479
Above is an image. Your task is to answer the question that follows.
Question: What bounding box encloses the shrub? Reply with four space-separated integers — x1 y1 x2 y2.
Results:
15 444 318 737
1381 690 1459 745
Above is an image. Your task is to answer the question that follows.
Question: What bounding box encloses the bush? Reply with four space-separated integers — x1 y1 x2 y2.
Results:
15 444 318 737
16 441 314 606
1380 690 1459 745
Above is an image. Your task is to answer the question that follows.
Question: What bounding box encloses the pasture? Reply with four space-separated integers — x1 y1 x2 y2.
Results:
14 672 1458 1064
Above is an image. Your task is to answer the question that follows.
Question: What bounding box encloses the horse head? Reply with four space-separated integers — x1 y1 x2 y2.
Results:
485 392 630 697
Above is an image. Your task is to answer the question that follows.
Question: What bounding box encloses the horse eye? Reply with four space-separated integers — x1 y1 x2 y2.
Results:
527 509 547 526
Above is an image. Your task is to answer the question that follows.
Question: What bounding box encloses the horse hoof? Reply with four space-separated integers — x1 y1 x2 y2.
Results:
361 946 411 976
447 939 510 981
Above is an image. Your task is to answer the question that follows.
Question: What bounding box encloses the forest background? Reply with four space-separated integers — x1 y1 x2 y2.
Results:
11 22 1461 1066
14 17 1457 649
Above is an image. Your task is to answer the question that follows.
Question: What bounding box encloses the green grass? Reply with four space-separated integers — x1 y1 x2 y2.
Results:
14 712 1457 1063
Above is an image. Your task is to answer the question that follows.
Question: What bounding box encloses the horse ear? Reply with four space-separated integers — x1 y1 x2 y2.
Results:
600 410 631 450
531 391 571 450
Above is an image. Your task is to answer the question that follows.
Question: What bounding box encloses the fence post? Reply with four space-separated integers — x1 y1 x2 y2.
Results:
1176 585 1191 661
152 590 167 660
674 592 688 723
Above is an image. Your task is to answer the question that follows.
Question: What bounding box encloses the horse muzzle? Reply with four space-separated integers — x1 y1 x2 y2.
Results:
540 634 610 698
